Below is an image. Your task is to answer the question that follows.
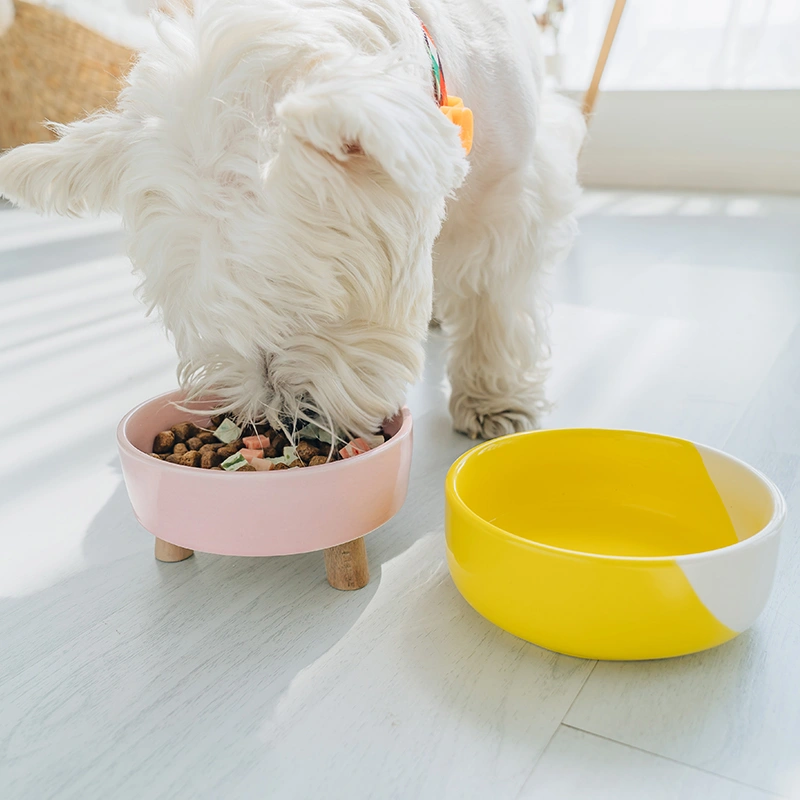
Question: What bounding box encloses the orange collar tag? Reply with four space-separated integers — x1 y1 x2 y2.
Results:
441 95 473 155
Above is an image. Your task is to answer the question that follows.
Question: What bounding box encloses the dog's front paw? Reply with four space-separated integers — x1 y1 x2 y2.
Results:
450 394 541 440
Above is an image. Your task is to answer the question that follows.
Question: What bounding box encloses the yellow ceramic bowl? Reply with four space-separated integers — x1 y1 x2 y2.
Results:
445 429 785 661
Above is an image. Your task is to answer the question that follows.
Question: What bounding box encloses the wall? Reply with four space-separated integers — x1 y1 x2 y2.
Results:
574 90 800 194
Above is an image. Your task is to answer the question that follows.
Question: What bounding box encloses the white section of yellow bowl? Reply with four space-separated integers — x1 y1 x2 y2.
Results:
676 444 785 633
677 534 781 634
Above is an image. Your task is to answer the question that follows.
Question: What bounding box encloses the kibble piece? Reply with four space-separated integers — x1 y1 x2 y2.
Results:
198 443 223 455
296 441 320 464
243 434 270 450
196 430 217 445
308 455 328 467
181 450 203 468
298 422 334 445
153 431 176 454
287 459 305 469
200 450 221 469
214 438 243 453
150 453 167 460
216 444 239 460
171 421 197 442
362 434 385 449
210 466 224 470
165 453 183 464
340 438 371 459
221 452 249 471
214 418 243 443
271 462 290 470
317 442 331 458
270 432 289 453
173 442 188 455
185 436 204 451
209 413 228 427
239 464 257 472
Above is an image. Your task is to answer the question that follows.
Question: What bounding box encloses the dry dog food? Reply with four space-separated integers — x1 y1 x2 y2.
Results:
150 414 385 471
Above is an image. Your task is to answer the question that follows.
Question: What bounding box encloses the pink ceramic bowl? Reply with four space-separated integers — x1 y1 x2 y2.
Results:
117 390 413 556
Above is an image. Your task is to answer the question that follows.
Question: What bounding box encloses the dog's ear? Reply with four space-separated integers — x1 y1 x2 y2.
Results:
0 112 130 215
276 59 468 199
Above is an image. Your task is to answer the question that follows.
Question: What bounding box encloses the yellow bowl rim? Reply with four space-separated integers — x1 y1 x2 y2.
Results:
445 428 786 564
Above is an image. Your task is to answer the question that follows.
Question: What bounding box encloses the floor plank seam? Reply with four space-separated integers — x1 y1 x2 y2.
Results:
560 659 597 721
511 661 599 800
512 724 564 800
559 723 786 797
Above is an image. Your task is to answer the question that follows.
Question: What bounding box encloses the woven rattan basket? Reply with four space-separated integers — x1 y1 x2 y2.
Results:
0 2 133 149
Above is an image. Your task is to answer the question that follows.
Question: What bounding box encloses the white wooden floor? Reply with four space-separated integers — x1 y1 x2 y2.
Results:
1 192 799 800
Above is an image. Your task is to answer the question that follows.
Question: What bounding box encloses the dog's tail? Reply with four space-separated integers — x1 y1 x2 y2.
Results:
534 89 586 268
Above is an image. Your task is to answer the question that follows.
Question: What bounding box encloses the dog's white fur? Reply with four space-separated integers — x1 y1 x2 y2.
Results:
0 0 583 439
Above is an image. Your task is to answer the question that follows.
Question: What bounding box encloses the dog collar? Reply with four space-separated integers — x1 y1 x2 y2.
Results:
416 14 473 154
419 20 448 106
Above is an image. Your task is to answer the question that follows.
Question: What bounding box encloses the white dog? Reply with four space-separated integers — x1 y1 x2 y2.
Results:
0 0 583 440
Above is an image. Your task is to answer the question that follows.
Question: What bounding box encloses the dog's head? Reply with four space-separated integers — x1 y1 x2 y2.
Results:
0 1 467 436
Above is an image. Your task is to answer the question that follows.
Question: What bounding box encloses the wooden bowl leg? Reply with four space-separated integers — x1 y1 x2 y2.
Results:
324 537 369 590
155 538 194 563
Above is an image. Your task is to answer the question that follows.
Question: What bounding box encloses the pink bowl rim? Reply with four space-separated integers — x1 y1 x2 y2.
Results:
116 389 413 477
